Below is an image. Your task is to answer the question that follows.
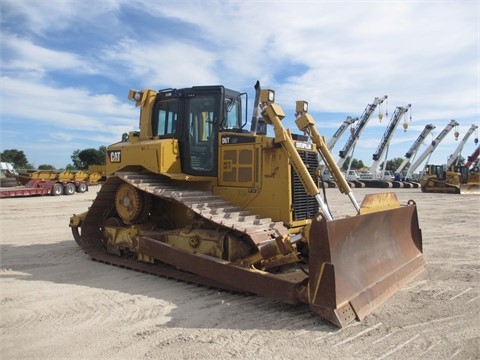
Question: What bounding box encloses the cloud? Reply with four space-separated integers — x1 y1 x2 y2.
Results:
1 76 137 136
1 0 122 34
0 0 478 168
1 76 138 168
1 33 96 77
100 38 221 87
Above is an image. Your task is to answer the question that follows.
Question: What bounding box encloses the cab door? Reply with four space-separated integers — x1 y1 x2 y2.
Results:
179 89 222 177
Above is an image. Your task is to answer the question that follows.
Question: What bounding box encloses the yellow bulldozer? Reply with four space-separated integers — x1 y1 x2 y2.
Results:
420 164 480 194
70 82 424 327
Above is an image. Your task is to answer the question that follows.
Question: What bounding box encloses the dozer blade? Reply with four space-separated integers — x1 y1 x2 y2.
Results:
307 201 424 327
460 183 480 195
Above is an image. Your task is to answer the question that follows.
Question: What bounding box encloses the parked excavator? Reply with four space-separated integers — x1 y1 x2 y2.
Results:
69 82 424 327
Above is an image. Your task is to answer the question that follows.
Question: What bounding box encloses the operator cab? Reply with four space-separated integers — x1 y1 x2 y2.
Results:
454 165 469 183
152 86 247 177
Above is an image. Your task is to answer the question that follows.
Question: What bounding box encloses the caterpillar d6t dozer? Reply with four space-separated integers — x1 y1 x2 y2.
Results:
70 82 424 327
420 164 480 195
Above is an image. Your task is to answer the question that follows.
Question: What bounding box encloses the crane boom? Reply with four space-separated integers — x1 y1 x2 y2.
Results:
466 146 480 168
405 119 459 179
326 116 358 150
446 124 478 167
370 104 411 175
337 95 387 169
395 124 435 174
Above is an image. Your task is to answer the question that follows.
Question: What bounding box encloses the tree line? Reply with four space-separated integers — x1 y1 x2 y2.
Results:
0 147 106 171
340 156 403 172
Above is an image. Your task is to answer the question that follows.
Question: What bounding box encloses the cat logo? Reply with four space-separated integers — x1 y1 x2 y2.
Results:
295 142 313 150
108 150 121 163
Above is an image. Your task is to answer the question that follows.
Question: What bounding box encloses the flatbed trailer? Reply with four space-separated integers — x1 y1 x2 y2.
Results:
0 179 89 198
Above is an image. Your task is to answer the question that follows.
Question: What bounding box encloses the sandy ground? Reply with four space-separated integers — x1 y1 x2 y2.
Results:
1 185 479 360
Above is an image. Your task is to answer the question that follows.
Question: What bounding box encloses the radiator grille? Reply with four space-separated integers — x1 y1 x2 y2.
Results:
291 151 318 221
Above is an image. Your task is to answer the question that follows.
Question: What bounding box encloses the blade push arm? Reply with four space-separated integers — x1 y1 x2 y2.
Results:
260 92 360 218
261 102 335 221
294 102 360 213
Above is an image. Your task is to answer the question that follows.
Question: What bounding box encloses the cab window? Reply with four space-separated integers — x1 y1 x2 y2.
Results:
153 100 178 137
223 98 242 130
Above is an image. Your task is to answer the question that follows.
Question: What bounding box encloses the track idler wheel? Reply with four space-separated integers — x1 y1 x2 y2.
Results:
115 183 151 224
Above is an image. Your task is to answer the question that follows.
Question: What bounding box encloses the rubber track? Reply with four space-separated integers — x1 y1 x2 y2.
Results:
77 171 290 292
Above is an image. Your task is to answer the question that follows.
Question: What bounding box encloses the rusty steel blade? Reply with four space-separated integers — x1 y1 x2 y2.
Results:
307 203 425 327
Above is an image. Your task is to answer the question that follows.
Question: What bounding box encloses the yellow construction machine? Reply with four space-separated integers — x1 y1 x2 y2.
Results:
420 163 480 194
70 82 424 327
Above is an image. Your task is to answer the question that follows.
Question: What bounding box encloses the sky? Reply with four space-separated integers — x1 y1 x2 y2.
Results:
1 0 479 171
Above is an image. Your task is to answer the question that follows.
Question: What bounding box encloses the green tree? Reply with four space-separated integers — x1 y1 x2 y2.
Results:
350 158 365 170
70 149 82 169
70 146 106 170
38 164 56 170
341 156 365 170
98 146 107 162
0 149 33 168
381 157 404 171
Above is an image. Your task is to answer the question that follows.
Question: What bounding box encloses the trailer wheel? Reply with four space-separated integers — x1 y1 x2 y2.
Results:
64 183 76 195
76 182 87 193
51 183 63 196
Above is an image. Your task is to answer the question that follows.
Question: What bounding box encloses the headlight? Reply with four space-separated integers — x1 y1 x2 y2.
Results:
128 89 144 102
260 89 275 104
296 100 308 114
